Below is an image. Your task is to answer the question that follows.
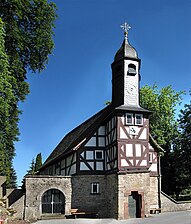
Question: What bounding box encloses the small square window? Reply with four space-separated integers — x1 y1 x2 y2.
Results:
91 183 100 194
135 114 143 125
95 150 103 160
126 113 133 125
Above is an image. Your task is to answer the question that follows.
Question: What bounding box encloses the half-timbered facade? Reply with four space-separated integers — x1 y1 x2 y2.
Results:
24 23 162 220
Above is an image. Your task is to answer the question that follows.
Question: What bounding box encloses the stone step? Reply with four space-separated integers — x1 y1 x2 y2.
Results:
41 215 66 220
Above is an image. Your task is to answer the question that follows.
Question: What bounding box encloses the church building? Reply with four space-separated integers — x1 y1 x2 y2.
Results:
23 23 162 220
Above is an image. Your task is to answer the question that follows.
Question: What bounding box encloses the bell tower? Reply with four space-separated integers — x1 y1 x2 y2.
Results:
111 22 141 108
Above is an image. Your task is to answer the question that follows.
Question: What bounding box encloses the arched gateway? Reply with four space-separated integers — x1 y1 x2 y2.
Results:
42 189 65 214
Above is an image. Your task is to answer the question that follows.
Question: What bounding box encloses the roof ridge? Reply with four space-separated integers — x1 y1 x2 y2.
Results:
41 105 112 168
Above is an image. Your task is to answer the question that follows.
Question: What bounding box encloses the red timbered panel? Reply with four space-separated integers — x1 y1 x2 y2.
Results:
119 142 148 168
117 114 150 171
148 143 158 175
118 116 149 141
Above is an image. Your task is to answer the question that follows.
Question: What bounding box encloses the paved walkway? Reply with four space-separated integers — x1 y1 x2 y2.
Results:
33 211 191 224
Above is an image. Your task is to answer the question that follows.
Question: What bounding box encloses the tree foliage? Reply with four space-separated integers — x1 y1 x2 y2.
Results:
0 0 57 186
27 153 43 175
35 153 42 172
172 95 191 199
0 0 57 101
21 153 43 191
0 18 18 187
140 84 184 147
27 159 35 175
140 84 186 199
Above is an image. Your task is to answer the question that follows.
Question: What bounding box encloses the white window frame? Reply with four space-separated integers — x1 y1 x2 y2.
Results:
91 182 100 194
135 114 143 125
126 113 134 125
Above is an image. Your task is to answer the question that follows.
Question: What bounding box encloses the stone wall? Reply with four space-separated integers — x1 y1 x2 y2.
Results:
10 195 25 219
5 188 24 219
12 173 168 220
72 175 109 218
161 191 191 212
117 172 157 219
24 176 72 220
106 174 118 218
149 176 159 207
24 174 118 219
0 176 6 198
6 188 23 207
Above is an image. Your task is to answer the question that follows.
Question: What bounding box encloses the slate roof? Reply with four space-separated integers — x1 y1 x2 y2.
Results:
40 103 154 170
114 39 139 61
116 105 152 113
41 105 112 169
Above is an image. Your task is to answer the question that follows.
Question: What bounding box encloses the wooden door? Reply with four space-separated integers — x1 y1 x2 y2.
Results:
128 192 141 218
128 194 136 218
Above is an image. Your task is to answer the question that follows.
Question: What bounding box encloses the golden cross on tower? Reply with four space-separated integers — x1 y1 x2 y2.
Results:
120 22 131 40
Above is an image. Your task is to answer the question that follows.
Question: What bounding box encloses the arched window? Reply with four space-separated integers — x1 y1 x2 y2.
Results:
128 64 136 76
42 189 65 214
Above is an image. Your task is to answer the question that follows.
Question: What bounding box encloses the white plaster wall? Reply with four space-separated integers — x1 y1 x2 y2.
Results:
124 60 139 106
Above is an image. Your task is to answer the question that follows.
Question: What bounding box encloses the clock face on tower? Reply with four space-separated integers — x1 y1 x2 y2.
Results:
127 84 137 95
125 82 138 106
129 126 138 135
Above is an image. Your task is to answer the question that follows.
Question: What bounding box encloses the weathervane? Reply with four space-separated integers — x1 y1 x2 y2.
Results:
120 22 131 40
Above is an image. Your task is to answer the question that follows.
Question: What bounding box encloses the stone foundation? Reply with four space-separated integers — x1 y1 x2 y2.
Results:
3 174 191 220
14 173 161 220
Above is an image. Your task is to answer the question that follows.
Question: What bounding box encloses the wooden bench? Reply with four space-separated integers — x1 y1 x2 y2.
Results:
66 208 98 219
150 207 161 214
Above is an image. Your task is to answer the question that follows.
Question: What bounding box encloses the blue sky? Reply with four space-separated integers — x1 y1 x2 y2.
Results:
14 0 191 186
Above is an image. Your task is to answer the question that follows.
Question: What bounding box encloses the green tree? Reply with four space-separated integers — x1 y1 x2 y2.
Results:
27 158 35 175
140 84 184 196
0 0 57 186
21 153 43 191
140 84 184 147
35 153 42 172
0 18 18 187
178 94 191 173
26 153 43 175
172 94 191 199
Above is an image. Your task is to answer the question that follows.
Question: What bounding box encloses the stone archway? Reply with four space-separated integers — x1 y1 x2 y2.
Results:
24 176 72 220
41 188 65 214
